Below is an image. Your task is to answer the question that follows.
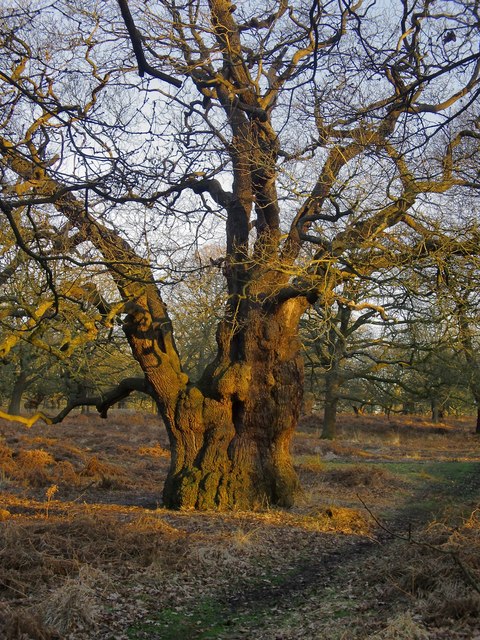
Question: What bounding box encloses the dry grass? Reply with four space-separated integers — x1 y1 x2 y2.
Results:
0 411 479 639
367 510 480 637
368 612 429 639
35 565 112 634
79 456 132 489
322 464 396 488
0 498 188 630
299 413 480 462
137 443 170 458
0 605 59 640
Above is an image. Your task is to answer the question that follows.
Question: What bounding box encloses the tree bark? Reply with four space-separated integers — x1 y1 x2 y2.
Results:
455 301 480 433
466 381 480 434
8 370 28 415
160 301 304 509
431 397 445 423
321 369 341 440
320 303 350 440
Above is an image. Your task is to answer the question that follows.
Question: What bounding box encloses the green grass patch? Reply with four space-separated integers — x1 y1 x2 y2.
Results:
376 460 479 484
126 597 265 640
421 460 479 482
127 601 223 640
376 461 480 520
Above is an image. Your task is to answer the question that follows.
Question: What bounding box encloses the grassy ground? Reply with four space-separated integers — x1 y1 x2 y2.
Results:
0 411 479 639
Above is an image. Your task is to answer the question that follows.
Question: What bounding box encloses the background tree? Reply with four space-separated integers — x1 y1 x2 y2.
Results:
434 256 480 429
455 296 480 432
0 218 138 413
352 283 475 421
0 0 479 508
302 277 393 438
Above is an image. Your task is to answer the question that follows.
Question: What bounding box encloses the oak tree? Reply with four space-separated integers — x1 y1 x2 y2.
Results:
0 0 479 508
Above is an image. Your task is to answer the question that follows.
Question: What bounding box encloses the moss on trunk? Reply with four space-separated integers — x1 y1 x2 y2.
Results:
161 304 304 509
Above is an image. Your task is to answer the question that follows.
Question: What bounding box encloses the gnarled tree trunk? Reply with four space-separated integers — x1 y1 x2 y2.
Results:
137 299 305 509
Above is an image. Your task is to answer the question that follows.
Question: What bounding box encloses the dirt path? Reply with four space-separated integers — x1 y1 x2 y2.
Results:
206 462 480 639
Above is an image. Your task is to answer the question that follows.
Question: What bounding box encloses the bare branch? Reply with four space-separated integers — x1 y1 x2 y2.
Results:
336 298 388 321
359 497 480 596
50 377 154 423
0 410 52 428
116 0 182 88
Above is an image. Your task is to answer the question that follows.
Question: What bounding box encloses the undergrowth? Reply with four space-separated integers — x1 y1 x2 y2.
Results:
0 412 479 639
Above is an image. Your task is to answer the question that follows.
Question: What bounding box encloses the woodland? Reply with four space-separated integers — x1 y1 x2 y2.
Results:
1 1 480 637
1 0 479 509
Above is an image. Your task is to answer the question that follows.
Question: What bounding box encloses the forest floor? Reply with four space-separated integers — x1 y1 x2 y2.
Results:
0 411 479 639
